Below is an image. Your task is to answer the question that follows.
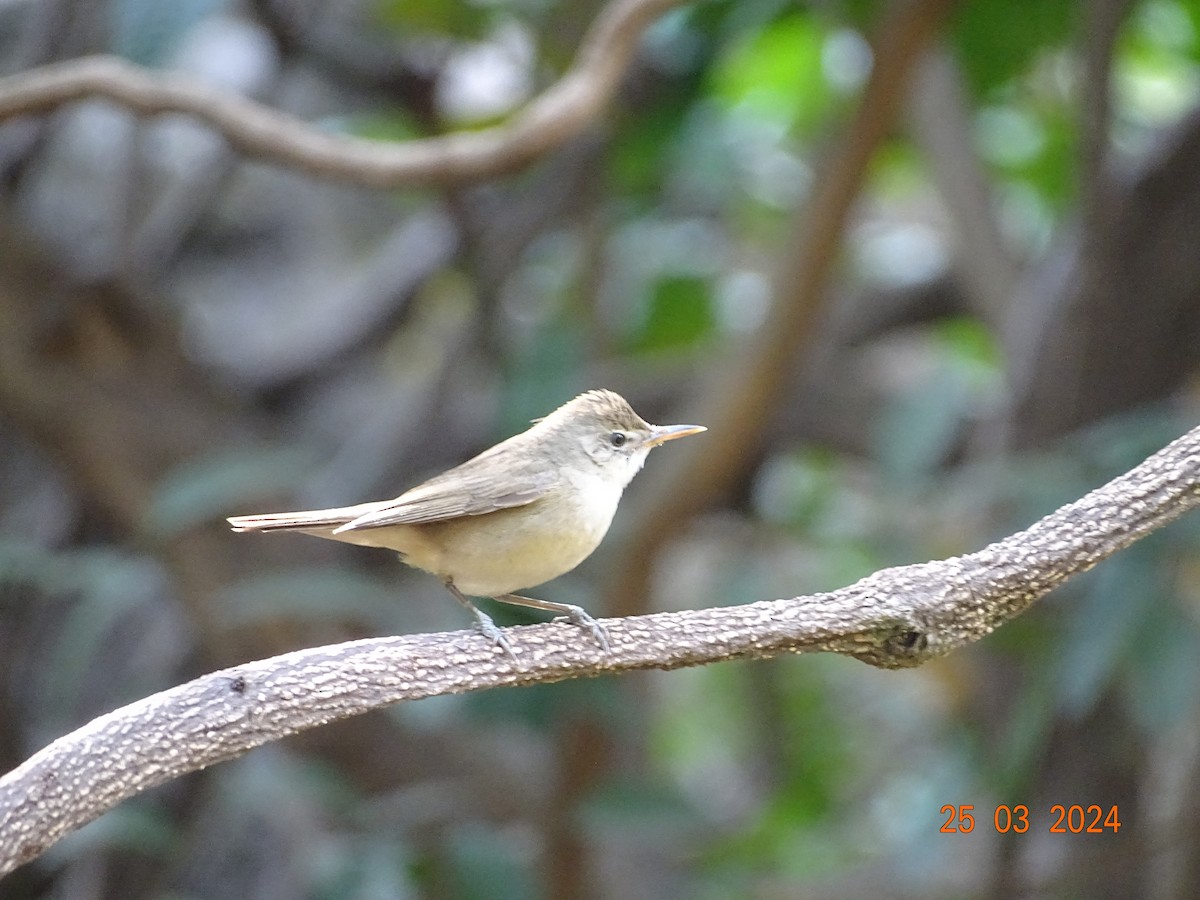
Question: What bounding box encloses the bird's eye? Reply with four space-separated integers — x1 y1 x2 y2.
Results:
608 431 627 448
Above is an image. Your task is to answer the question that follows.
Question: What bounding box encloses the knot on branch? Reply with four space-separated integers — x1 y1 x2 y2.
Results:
847 618 930 669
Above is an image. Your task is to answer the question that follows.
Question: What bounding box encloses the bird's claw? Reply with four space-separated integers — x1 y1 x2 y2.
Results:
472 610 516 660
553 606 611 652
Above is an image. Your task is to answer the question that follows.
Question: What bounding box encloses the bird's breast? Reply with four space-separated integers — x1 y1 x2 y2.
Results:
419 474 621 597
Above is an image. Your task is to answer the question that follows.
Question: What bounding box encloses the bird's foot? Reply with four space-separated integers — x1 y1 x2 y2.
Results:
472 608 516 660
445 580 516 660
552 605 611 652
493 593 610 652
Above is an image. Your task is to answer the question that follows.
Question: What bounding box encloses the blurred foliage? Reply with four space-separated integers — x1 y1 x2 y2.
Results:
873 317 1003 490
374 0 494 40
952 0 1076 97
145 445 320 538
708 11 841 136
629 276 716 353
111 0 220 65
6 0 1200 897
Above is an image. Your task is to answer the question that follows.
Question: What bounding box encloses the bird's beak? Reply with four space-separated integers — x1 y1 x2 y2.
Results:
645 423 707 447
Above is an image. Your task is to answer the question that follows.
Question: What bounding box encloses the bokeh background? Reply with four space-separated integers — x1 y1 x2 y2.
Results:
4 0 1200 896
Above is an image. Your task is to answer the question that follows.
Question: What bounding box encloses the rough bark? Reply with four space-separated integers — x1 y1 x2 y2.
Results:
3 420 1199 876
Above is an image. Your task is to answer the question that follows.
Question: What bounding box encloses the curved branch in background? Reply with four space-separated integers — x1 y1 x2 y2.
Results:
4 420 1200 877
908 47 1019 323
610 0 960 616
0 0 689 187
1005 110 1200 449
1078 0 1137 240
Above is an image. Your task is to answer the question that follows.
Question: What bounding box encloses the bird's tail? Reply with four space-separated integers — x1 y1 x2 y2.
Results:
227 503 377 533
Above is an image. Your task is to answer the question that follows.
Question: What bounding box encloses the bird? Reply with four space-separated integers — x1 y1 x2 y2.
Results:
227 389 705 652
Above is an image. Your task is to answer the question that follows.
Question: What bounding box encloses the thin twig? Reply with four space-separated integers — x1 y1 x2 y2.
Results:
0 0 689 187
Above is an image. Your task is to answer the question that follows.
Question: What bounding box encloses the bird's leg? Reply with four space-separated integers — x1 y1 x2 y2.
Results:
443 581 514 657
495 594 610 652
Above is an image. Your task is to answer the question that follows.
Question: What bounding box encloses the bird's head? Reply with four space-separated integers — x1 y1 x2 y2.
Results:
537 389 706 488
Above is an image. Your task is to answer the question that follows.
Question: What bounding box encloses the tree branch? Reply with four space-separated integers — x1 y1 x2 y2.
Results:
0 0 688 187
908 46 1018 324
4 421 1200 875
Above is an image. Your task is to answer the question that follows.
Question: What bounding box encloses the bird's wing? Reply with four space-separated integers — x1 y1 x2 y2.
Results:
334 446 559 532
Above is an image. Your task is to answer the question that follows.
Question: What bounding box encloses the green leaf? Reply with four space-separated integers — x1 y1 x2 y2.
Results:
372 0 492 40
631 275 715 353
951 0 1075 96
345 110 426 144
610 97 693 195
935 316 1002 370
709 12 836 135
